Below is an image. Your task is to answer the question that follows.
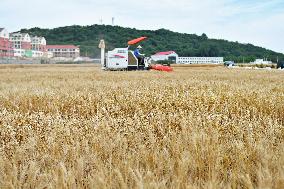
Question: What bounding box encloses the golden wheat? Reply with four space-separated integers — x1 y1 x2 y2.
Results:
0 64 283 189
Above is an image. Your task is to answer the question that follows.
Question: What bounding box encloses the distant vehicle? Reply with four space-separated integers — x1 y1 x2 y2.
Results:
224 61 235 67
277 61 284 69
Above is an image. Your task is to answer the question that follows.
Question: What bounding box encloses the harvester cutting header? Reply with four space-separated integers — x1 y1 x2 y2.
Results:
99 37 173 72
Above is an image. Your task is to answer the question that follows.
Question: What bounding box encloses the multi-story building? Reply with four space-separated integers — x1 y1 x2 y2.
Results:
0 28 13 57
31 36 47 58
177 57 224 64
10 33 32 57
47 45 80 58
251 59 272 65
31 36 46 52
0 28 55 58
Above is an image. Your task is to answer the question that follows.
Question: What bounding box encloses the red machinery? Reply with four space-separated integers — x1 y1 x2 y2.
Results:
150 64 173 72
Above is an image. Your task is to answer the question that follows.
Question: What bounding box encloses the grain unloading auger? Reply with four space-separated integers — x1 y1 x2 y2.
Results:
99 37 173 72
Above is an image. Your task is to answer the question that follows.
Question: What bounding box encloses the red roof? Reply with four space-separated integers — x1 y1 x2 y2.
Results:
154 51 176 55
47 45 79 49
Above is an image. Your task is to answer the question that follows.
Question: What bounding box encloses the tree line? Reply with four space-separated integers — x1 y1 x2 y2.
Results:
20 25 284 63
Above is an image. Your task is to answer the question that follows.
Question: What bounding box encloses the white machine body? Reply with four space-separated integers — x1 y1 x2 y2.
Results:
104 48 150 70
106 48 129 69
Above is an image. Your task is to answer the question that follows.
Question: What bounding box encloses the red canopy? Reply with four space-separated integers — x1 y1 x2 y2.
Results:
127 37 147 45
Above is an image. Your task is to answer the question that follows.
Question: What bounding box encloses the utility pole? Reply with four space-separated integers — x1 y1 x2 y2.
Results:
99 18 103 25
112 17 115 26
277 56 279 64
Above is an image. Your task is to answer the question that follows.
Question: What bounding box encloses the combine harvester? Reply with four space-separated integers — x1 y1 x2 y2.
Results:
99 37 173 72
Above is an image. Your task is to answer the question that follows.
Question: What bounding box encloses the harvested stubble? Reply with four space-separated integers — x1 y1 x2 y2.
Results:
0 65 283 189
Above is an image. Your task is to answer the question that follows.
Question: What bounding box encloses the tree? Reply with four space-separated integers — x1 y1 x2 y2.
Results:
201 33 208 40
20 25 284 60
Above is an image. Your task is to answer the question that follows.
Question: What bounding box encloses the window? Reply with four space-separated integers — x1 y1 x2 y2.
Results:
118 50 125 53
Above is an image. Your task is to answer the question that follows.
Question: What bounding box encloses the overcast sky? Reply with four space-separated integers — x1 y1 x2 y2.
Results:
1 0 284 53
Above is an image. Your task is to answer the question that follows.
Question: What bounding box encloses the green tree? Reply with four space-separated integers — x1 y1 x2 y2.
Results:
20 25 284 61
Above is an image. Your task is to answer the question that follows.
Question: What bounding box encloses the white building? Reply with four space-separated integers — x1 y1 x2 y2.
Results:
13 49 26 57
9 33 33 57
31 51 44 58
31 36 46 51
10 33 31 50
30 36 48 58
251 59 272 64
47 45 80 58
151 51 179 62
151 51 223 64
177 57 224 64
0 28 9 39
0 28 13 57
46 51 54 58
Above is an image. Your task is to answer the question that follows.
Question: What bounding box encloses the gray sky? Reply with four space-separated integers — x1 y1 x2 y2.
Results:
1 0 284 53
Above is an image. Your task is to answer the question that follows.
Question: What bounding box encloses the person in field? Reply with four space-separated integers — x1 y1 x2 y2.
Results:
134 45 145 65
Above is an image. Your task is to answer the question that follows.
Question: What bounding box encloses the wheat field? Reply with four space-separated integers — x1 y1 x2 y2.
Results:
0 64 283 189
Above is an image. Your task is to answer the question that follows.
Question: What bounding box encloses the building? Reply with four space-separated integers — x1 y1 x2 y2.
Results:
31 36 46 52
151 51 179 63
0 28 13 57
31 36 47 58
10 33 32 50
151 51 223 64
251 59 272 64
1 29 52 58
10 33 32 57
47 45 80 58
177 57 224 64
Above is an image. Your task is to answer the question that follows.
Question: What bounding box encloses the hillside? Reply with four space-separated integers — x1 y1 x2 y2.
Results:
20 25 284 62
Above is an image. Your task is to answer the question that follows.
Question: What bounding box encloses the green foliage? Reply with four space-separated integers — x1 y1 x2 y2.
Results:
20 25 284 62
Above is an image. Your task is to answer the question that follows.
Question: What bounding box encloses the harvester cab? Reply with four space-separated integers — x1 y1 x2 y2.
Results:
102 37 150 71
